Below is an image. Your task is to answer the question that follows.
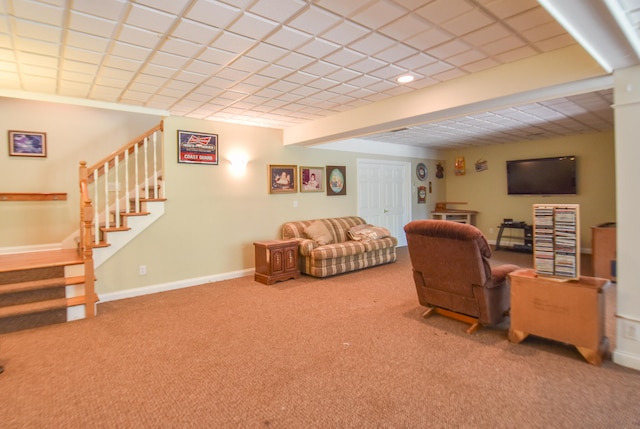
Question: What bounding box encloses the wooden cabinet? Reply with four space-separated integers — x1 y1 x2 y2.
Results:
508 269 609 365
592 224 616 281
254 240 300 285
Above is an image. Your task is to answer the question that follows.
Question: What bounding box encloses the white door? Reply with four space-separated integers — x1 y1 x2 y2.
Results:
357 159 411 246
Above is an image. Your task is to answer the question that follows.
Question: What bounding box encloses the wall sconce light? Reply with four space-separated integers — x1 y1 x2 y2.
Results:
228 154 248 175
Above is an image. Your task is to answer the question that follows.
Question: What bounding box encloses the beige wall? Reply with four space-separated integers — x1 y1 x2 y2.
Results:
0 97 161 247
443 132 616 250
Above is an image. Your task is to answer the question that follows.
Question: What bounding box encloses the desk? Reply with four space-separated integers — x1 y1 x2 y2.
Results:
508 269 610 365
431 211 477 225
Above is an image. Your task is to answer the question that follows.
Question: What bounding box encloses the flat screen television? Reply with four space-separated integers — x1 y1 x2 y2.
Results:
506 156 577 195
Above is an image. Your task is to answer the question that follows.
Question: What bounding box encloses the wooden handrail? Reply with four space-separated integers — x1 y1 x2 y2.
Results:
87 122 163 176
0 193 67 201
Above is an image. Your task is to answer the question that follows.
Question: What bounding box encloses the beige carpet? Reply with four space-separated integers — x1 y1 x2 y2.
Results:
0 247 638 428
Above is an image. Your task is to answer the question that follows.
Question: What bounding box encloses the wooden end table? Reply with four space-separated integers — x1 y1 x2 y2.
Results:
254 240 300 285
508 268 610 365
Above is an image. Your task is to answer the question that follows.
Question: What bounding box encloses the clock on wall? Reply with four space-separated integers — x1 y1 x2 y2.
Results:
416 163 428 181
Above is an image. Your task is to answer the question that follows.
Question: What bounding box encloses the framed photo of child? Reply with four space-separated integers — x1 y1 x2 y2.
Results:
300 166 324 193
269 164 297 194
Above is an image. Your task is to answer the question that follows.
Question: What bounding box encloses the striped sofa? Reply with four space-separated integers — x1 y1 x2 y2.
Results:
282 216 398 278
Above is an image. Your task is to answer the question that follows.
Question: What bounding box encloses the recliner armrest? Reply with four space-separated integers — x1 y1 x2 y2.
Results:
489 264 520 287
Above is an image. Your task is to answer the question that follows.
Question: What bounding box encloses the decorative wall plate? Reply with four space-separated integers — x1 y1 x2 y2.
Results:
416 162 428 181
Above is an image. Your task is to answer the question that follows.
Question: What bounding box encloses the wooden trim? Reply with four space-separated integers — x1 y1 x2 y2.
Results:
0 192 67 201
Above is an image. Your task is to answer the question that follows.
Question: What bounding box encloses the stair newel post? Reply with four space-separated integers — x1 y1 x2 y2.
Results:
79 161 96 318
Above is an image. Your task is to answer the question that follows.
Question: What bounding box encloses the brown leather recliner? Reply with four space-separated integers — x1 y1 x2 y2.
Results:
404 220 519 333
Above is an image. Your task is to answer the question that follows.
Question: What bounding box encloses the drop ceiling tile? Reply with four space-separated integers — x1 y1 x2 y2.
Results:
133 73 167 87
14 19 61 41
17 50 57 67
73 0 128 21
246 43 288 63
441 9 495 36
141 62 178 78
296 37 341 58
323 48 366 67
148 51 189 70
266 26 314 50
228 12 279 40
349 32 397 56
111 41 151 60
315 0 376 18
172 18 220 44
321 21 370 45
505 7 554 32
160 37 201 58
302 60 340 76
90 85 122 100
59 81 91 96
121 89 151 102
118 24 161 49
405 27 453 51
462 23 512 47
258 63 294 79
65 30 111 52
216 66 251 82
63 47 103 65
348 56 386 73
62 58 98 75
249 0 307 22
446 48 487 67
368 63 408 80
12 0 64 26
0 60 17 72
69 11 118 38
534 33 575 52
197 46 237 66
174 70 207 84
274 51 316 69
185 0 242 28
428 39 472 59
283 70 316 85
16 38 58 56
482 0 539 19
351 1 408 29
415 0 474 25
127 4 178 33
135 0 190 15
494 45 537 62
326 67 360 82
395 52 436 70
103 55 143 72
242 73 276 87
415 60 454 77
229 55 269 74
306 77 340 90
288 5 341 35
378 13 429 41
373 43 418 63
20 63 57 78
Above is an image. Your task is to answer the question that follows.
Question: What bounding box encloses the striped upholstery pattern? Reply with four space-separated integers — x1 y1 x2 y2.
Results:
282 216 397 277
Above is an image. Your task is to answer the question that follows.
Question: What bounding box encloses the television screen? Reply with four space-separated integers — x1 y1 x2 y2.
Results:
506 156 577 195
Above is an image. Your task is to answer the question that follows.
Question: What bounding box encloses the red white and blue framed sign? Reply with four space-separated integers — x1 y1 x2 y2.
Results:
177 130 218 165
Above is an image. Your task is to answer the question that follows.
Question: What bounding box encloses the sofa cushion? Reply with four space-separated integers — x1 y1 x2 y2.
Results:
304 220 334 245
310 236 398 260
347 224 391 241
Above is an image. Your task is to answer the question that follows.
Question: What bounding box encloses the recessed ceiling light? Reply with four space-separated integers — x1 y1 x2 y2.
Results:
397 75 414 84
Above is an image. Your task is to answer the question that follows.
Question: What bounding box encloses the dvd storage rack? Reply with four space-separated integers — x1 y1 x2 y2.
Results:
533 204 580 280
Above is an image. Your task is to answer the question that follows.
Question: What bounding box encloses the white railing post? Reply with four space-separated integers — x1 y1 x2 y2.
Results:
104 161 110 229
114 155 120 228
134 143 140 213
144 137 149 200
125 149 130 213
93 169 99 243
153 131 158 198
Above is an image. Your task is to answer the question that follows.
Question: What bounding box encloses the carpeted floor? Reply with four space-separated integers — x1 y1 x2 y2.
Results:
0 247 637 428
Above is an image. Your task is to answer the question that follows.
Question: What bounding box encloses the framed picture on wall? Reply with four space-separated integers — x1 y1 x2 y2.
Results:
326 165 346 196
177 130 218 165
300 166 324 192
269 164 297 193
8 130 47 157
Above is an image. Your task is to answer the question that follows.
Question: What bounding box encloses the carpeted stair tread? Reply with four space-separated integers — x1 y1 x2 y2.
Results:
0 297 68 319
0 276 86 295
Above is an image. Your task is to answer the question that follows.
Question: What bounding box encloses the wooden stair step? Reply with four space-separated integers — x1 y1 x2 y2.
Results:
0 249 82 273
0 298 70 319
0 276 85 295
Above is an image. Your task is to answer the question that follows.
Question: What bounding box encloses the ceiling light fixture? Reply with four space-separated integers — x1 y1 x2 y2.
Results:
397 75 414 84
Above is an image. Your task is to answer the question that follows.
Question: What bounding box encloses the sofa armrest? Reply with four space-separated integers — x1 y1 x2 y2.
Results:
489 264 520 287
297 238 318 256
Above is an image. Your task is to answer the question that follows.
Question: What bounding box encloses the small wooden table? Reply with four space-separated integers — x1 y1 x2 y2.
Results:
508 269 610 365
254 240 300 285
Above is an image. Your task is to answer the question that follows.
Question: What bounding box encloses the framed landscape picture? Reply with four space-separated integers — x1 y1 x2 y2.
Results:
269 164 297 193
300 166 324 192
326 165 346 196
9 130 47 157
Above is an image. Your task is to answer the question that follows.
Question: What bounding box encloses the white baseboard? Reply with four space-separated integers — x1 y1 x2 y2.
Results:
98 268 255 303
612 349 640 371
